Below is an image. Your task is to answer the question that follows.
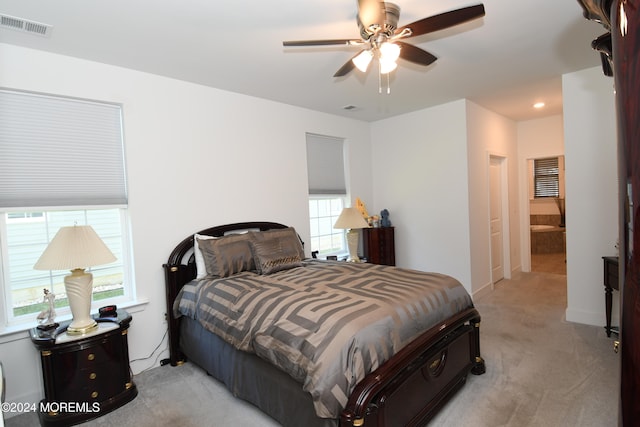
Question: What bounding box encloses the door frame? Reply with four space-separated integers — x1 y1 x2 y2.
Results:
487 153 511 287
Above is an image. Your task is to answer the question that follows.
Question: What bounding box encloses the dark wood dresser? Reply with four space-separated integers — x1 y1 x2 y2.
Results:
362 227 395 266
30 310 137 426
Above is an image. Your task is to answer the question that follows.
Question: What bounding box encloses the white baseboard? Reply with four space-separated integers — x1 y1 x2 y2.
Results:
565 307 604 327
472 281 493 301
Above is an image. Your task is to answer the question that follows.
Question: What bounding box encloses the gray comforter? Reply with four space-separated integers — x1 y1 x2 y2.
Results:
175 260 472 418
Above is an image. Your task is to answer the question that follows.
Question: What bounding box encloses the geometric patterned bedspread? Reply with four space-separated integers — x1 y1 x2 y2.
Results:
175 259 473 418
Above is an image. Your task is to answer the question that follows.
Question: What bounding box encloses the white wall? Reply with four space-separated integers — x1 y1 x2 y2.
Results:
517 115 565 271
465 101 520 295
369 101 473 288
0 43 373 408
369 100 519 299
563 67 617 326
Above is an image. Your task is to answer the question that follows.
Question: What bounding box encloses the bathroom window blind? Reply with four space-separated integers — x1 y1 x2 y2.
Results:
534 157 559 198
0 89 127 208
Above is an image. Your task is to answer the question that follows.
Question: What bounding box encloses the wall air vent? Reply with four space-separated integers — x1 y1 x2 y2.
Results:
0 14 52 37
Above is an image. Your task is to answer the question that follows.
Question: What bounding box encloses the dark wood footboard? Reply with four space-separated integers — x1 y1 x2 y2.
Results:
340 307 484 427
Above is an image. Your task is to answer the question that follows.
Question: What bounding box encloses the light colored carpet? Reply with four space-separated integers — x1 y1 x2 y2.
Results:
7 271 619 426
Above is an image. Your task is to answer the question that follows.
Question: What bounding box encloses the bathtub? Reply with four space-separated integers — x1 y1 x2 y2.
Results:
530 225 565 253
530 224 555 231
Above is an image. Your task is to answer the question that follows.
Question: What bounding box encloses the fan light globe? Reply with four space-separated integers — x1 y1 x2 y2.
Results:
379 42 401 62
353 49 373 72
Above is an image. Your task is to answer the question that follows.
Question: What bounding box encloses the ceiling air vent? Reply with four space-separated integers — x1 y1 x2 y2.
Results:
342 105 359 111
0 14 52 37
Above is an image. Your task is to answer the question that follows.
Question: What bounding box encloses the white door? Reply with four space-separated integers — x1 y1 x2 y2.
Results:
489 157 504 283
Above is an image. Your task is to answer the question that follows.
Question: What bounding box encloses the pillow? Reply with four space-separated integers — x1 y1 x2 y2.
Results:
250 227 305 275
194 233 217 279
197 233 256 278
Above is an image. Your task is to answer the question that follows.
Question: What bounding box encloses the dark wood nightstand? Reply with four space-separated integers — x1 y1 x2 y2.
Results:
30 309 137 427
362 227 395 266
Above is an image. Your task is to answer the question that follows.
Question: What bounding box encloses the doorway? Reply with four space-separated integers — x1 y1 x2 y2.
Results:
489 154 510 286
528 156 566 275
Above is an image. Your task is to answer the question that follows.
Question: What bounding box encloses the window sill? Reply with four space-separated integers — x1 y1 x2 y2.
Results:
0 297 149 344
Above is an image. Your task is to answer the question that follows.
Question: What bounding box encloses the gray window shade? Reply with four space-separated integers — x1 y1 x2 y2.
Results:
534 157 559 198
306 134 346 195
0 89 127 208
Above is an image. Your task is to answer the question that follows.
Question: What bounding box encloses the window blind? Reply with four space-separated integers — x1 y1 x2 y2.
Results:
534 157 559 198
306 133 346 195
0 89 127 208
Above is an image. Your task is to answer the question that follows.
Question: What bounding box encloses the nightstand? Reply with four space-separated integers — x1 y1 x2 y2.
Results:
362 227 395 266
30 310 137 427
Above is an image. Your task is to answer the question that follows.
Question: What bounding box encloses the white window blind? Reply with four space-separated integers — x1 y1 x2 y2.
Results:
306 133 346 195
0 89 127 208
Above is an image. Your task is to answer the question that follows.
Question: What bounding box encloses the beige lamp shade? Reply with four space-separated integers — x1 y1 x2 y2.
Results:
333 207 369 230
34 225 116 271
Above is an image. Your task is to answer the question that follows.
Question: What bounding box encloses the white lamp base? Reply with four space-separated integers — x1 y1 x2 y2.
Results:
346 229 362 262
65 268 98 335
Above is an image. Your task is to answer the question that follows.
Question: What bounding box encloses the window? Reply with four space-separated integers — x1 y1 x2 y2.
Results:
309 197 345 256
306 134 347 257
2 208 131 319
0 89 133 328
534 157 560 198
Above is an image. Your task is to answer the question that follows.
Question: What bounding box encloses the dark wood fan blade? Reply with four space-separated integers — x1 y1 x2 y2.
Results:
333 50 364 77
283 39 361 47
358 0 385 30
396 41 437 66
396 4 485 39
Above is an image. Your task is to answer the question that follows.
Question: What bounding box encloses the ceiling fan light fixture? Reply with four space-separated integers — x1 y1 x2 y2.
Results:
379 42 400 62
379 58 398 74
353 49 374 72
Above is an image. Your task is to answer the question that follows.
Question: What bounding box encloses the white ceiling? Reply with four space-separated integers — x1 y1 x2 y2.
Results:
0 0 607 122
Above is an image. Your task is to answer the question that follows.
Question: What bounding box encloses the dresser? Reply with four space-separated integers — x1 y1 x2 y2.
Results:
362 227 395 266
30 310 137 426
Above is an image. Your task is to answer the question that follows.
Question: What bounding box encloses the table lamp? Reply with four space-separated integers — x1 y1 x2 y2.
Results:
334 207 370 262
34 225 116 335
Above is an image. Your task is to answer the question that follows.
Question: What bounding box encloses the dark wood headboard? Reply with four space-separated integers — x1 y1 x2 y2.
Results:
162 221 290 366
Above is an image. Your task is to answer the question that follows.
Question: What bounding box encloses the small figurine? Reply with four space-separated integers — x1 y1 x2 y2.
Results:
355 197 370 220
37 288 56 326
380 209 392 227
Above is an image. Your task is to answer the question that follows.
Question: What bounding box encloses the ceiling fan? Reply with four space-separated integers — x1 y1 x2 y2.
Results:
283 0 485 84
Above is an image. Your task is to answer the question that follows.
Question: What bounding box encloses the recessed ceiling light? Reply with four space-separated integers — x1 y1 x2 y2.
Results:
533 102 545 109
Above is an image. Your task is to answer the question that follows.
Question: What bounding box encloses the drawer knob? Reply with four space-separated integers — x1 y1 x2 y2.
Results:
87 353 95 361
91 391 99 399
89 372 97 380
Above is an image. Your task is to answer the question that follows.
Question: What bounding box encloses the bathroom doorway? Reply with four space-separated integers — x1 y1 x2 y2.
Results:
528 156 566 275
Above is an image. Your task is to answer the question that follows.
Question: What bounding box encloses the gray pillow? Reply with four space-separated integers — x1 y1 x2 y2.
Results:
196 233 255 278
250 227 304 274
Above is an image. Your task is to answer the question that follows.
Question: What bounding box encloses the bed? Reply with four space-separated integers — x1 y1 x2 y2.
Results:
163 221 485 427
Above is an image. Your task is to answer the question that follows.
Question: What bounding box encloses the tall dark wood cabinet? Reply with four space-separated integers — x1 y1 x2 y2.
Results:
577 1 640 424
362 227 395 266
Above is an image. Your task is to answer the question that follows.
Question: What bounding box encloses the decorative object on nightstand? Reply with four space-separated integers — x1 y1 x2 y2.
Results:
334 207 370 262
34 225 116 336
363 226 396 266
30 309 137 427
36 288 58 329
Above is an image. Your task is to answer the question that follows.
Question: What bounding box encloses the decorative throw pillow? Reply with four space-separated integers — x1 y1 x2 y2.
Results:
197 233 256 278
194 233 217 279
250 227 305 274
